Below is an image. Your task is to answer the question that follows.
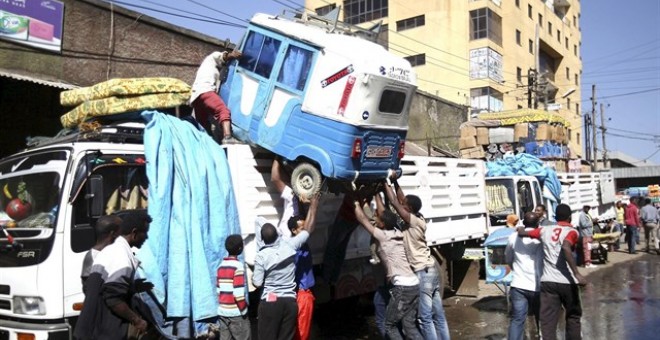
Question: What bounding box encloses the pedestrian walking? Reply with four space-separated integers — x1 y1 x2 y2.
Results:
518 204 587 340
640 198 659 254
625 199 642 254
578 205 597 268
505 212 543 340
252 196 319 340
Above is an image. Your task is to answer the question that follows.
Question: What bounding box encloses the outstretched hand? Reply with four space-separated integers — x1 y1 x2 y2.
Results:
226 50 242 61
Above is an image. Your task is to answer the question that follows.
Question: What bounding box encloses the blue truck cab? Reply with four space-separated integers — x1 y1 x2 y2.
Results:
220 13 417 196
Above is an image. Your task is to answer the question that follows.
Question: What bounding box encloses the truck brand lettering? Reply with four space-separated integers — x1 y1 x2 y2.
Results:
337 75 356 116
321 64 354 88
388 67 411 82
17 251 35 258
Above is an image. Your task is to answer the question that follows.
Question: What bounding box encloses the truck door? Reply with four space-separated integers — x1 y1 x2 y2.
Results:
516 179 534 218
224 30 282 143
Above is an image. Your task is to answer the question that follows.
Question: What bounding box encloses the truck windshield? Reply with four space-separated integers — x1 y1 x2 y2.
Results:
0 150 67 267
486 178 515 227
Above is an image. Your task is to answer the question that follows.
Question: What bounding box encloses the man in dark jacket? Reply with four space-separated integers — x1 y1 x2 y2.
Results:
74 210 152 340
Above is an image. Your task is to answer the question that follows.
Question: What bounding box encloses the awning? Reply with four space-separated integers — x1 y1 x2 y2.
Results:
0 68 78 90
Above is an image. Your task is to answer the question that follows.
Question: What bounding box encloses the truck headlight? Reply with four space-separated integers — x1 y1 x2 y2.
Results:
13 296 46 315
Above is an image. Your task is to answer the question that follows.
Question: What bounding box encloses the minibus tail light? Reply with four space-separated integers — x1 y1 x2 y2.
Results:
351 139 362 159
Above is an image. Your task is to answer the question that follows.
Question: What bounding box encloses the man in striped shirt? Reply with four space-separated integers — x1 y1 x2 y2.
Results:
217 234 250 340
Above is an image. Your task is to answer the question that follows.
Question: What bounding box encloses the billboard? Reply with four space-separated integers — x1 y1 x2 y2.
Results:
0 0 64 52
469 47 503 83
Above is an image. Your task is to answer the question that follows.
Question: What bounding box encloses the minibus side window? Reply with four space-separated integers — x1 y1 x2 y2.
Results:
277 45 314 91
239 31 282 79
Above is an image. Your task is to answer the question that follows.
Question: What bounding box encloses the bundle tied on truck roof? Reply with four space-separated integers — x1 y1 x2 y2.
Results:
59 77 191 128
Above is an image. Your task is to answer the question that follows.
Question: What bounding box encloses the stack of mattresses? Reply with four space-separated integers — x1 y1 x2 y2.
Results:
59 78 191 128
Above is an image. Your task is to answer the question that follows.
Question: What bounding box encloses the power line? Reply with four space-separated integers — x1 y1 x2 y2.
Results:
183 0 250 24
137 0 239 26
103 0 246 28
579 87 660 102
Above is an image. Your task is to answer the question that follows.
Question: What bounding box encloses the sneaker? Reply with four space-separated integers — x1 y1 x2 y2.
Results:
585 263 598 269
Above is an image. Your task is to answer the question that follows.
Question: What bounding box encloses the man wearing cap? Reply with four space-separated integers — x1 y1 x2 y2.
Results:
578 205 597 268
190 50 242 143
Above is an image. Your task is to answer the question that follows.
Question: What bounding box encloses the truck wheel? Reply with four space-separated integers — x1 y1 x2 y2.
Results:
291 162 322 199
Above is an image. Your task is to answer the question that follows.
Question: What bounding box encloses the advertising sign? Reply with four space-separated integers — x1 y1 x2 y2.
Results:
0 0 64 52
469 47 503 83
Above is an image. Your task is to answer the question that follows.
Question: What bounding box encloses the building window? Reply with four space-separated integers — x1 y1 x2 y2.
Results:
528 4 532 18
567 98 571 110
469 8 502 45
529 39 534 54
396 15 425 31
516 29 521 45
557 30 561 42
565 37 569 49
518 104 523 109
315 3 337 16
574 44 578 56
575 73 579 85
516 0 520 8
566 67 570 80
517 67 522 82
470 87 504 112
538 14 543 27
573 15 577 27
344 0 388 25
577 132 581 144
576 103 580 116
405 53 426 67
548 22 552 35
569 129 572 141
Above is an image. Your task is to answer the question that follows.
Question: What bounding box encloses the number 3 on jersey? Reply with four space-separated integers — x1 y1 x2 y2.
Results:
551 228 562 242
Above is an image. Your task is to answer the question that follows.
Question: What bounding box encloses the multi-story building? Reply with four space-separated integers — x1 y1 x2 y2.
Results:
305 0 583 157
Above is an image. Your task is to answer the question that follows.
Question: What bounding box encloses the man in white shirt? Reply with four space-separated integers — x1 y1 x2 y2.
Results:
505 212 543 340
190 50 242 143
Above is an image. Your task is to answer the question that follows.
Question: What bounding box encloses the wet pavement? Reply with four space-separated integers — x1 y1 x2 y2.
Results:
310 254 660 339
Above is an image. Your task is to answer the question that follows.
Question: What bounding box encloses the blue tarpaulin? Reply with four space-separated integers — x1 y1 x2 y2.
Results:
485 153 561 205
137 111 240 338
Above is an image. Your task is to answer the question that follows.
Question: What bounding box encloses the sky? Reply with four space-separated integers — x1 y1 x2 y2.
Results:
110 0 660 165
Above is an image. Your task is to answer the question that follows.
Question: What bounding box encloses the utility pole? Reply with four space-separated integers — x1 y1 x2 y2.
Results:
584 114 591 163
591 84 598 171
527 68 535 109
600 103 609 168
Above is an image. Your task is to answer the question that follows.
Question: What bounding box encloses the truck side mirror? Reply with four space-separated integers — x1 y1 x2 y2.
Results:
86 175 104 218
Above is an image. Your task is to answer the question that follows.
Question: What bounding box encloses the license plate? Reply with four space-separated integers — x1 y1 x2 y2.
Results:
365 146 392 158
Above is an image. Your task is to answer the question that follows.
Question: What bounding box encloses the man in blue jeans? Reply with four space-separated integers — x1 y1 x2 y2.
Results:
505 212 543 340
354 198 422 340
384 182 450 340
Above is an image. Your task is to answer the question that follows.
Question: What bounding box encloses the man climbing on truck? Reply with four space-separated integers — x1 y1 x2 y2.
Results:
190 50 242 143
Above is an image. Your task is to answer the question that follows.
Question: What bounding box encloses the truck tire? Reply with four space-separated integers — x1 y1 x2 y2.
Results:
291 162 322 199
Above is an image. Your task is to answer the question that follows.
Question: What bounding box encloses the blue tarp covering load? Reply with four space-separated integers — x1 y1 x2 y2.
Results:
485 153 562 208
137 111 240 338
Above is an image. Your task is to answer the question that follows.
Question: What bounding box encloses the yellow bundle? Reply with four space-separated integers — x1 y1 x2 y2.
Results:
59 77 191 128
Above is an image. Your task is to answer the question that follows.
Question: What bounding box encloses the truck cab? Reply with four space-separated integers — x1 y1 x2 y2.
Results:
220 13 417 197
485 176 543 230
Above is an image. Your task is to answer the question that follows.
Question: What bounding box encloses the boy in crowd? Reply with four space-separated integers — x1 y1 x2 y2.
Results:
216 234 250 340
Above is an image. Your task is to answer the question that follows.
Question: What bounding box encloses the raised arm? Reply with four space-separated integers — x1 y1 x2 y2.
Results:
562 240 587 286
353 200 376 236
302 195 320 234
270 158 288 194
374 191 386 217
384 183 411 224
393 181 406 205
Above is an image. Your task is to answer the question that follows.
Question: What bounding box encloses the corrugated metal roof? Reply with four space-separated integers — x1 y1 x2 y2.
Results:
0 69 78 90
611 166 660 179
